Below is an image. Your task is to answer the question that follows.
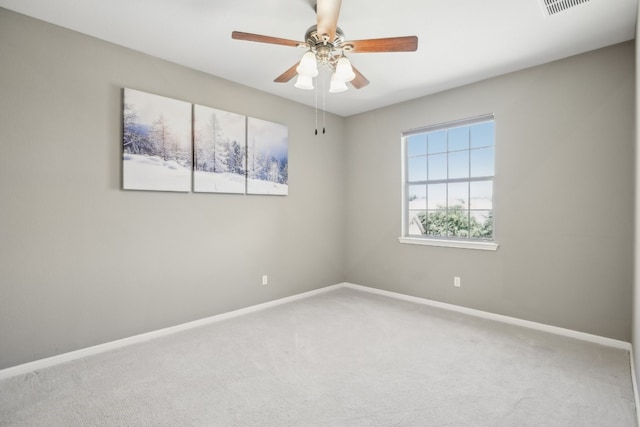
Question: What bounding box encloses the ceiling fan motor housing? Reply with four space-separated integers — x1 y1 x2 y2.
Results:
304 25 352 69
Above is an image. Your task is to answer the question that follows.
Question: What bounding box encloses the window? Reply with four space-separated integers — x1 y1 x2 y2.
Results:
400 114 497 250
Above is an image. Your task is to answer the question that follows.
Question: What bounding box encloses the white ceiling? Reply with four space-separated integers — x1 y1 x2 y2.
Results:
0 0 637 117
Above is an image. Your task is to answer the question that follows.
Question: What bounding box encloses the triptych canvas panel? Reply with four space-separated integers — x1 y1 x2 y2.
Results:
122 89 192 192
122 88 288 195
193 105 246 194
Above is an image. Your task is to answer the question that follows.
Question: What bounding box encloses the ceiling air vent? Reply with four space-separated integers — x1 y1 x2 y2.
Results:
541 0 590 15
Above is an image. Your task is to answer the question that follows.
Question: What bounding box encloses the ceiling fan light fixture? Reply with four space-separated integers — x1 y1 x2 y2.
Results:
295 74 315 90
296 51 318 77
329 73 348 93
334 56 355 82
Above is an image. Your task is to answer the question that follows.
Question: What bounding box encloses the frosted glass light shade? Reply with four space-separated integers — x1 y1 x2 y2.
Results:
334 57 355 82
296 51 318 77
295 74 314 90
329 73 348 93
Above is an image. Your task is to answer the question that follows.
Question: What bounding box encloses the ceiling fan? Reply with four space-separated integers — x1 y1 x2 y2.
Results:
231 0 418 93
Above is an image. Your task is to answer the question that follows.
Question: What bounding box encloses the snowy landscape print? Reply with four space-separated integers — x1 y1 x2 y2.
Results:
193 105 246 194
122 89 192 192
247 117 288 196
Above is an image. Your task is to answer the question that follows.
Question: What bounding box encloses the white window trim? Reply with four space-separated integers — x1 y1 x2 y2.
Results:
398 236 499 251
400 114 497 251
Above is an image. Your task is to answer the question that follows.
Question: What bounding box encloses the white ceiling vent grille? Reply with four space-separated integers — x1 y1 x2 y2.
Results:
542 0 591 15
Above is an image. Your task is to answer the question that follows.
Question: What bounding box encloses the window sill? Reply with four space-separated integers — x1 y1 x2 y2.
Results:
398 237 499 251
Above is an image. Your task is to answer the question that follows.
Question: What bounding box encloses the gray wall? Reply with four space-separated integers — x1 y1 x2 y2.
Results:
0 7 635 371
344 41 635 341
0 9 345 370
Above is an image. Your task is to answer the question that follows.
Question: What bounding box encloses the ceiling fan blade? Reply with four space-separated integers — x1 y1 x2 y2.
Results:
274 62 300 83
316 0 342 42
345 36 418 53
350 66 370 89
232 31 303 48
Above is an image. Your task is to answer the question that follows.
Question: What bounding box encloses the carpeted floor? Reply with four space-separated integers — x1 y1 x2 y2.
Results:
0 287 636 426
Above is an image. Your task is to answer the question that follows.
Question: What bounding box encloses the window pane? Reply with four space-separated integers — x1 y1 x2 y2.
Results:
470 122 494 149
428 153 447 180
427 183 446 210
408 155 427 181
470 147 494 178
408 210 427 235
447 208 469 238
448 182 468 208
428 130 447 154
470 181 493 210
408 185 426 210
470 210 493 239
448 150 469 179
407 134 427 156
448 126 469 151
408 184 427 200
426 210 447 237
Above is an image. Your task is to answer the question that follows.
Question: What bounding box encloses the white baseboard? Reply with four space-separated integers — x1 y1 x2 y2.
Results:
342 282 632 351
0 281 633 383
0 284 342 381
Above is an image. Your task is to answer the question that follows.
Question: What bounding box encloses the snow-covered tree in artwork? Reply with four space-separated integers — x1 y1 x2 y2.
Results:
207 113 234 174
123 103 155 156
268 159 280 183
195 111 236 174
248 139 271 182
193 127 208 172
228 140 246 175
215 140 230 174
172 132 191 169
151 114 174 161
206 112 222 172
247 137 259 179
279 157 288 185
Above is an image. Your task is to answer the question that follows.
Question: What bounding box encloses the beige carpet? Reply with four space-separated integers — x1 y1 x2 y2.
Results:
0 287 636 426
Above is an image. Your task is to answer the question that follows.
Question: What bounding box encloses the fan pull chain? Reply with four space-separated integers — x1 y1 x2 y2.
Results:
314 79 318 135
322 75 326 134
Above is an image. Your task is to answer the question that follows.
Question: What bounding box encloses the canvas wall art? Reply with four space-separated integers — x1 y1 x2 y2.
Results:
246 117 289 196
122 88 289 196
193 105 246 194
122 89 192 192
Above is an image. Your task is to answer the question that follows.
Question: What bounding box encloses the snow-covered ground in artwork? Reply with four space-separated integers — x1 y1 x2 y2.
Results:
194 172 287 195
193 171 245 194
123 153 288 195
247 178 288 196
123 153 190 192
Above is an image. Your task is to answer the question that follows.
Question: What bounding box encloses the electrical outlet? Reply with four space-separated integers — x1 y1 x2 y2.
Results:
262 275 268 286
454 276 461 287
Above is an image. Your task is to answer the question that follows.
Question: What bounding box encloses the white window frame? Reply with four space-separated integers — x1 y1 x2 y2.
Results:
399 114 498 251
